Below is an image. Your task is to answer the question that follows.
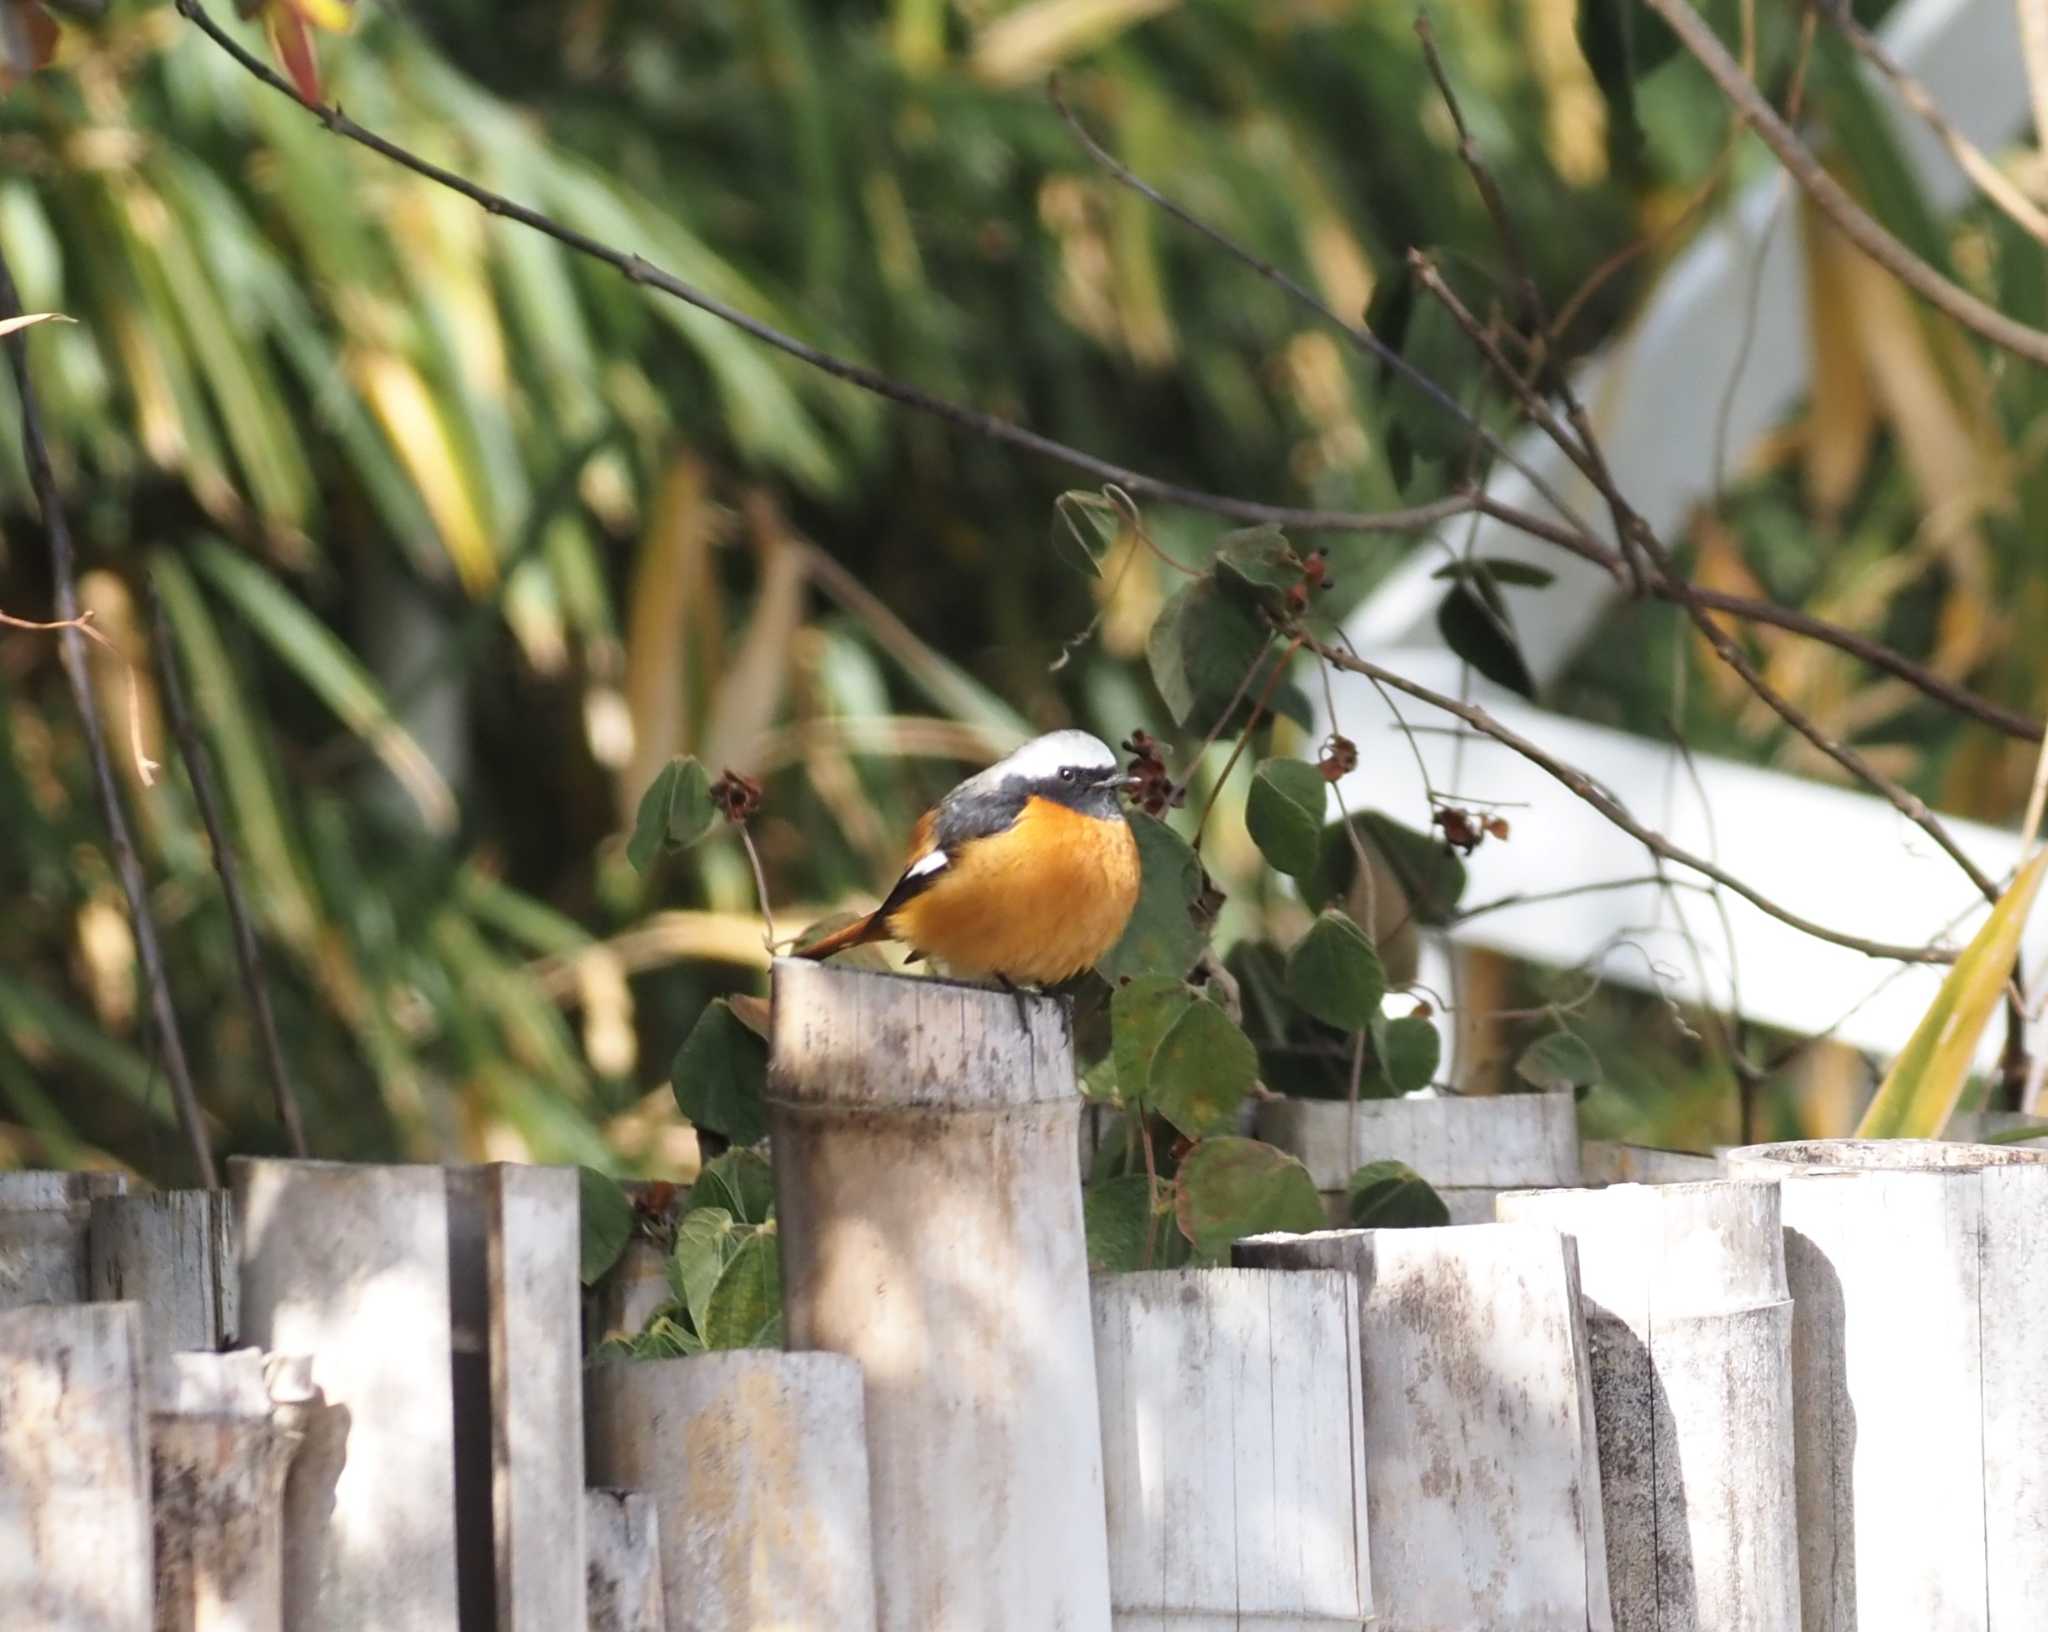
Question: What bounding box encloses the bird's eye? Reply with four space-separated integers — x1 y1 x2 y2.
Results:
1059 766 1077 783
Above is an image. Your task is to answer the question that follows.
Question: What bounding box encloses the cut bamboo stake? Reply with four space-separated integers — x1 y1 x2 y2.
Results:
88 1189 237 1403
1092 1268 1372 1629
1236 1223 1613 1631
0 1299 153 1630
0 1170 130 1308
233 1157 460 1632
445 1163 586 1632
1256 1091 1579 1222
768 957 1114 1632
585 1349 877 1631
1724 1139 2048 1629
584 1489 665 1632
1496 1181 1799 1631
1577 1141 1725 1185
150 1349 305 1632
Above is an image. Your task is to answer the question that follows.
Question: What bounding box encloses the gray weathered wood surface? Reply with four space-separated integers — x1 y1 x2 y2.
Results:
769 958 1114 1632
0 1298 153 1630
585 1488 665 1632
89 1189 237 1403
150 1348 303 1632
1237 1223 1614 1632
1256 1092 1580 1222
1093 1268 1371 1630
1726 1139 2048 1630
1 1170 130 1309
1497 1180 1799 1631
234 1157 460 1632
586 1349 876 1631
446 1162 586 1632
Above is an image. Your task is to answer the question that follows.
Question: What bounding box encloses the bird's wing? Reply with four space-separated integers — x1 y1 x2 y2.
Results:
796 809 946 960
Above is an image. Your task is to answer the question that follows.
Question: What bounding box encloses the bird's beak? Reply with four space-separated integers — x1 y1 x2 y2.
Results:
1095 771 1135 794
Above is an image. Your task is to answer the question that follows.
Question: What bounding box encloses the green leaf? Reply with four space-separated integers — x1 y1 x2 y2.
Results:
1515 1030 1603 1092
1437 580 1537 699
690 1147 776 1224
668 1206 740 1336
578 1166 635 1287
1346 1159 1450 1228
1306 812 1468 926
1245 758 1328 878
1213 525 1303 609
1174 1137 1325 1262
1111 976 1191 1102
1286 911 1386 1032
671 999 770 1146
627 756 717 873
1096 816 1209 983
1857 848 2048 1140
701 1224 783 1349
1430 557 1557 590
1084 1173 1158 1272
1146 576 1275 734
1154 1003 1259 1139
630 1315 703 1359
1374 1014 1441 1094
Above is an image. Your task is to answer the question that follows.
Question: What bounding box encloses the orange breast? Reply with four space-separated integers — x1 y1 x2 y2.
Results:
890 796 1141 984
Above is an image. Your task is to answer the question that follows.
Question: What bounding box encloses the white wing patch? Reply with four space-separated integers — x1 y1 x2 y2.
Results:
905 849 950 881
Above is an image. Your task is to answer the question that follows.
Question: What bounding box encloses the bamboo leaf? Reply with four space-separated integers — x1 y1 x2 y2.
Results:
1857 849 2048 1140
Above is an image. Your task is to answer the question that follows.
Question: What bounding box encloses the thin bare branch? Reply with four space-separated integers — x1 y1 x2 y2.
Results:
147 578 309 1159
0 251 218 1189
174 0 1459 540
1642 0 2048 367
1823 3 2048 247
1304 633 1953 966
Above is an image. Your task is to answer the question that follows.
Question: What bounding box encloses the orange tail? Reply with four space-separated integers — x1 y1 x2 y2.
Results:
795 911 889 961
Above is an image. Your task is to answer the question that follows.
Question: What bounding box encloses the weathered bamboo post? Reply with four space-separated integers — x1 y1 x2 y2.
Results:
1092 1267 1372 1628
1237 1223 1614 1631
768 958 1114 1632
1725 1139 2048 1629
1256 1091 1579 1221
233 1157 461 1631
1576 1142 1725 1185
585 1349 876 1630
149 1348 305 1632
584 1489 665 1632
445 1162 586 1632
0 1169 130 1307
1496 1180 1799 1631
0 1299 153 1629
89 1188 237 1401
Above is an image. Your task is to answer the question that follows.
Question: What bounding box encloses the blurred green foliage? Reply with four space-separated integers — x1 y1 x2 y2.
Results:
1 0 2041 1182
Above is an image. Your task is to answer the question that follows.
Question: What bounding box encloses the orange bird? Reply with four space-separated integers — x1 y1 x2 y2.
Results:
798 730 1140 986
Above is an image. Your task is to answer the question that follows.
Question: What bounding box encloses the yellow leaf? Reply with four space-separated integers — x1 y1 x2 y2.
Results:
971 0 1176 85
1799 205 1876 519
1855 848 2048 1140
0 310 70 338
351 349 496 597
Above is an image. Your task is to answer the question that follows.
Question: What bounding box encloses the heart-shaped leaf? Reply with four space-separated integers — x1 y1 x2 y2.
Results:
1286 910 1386 1032
1246 758 1328 879
1146 576 1279 735
672 999 769 1146
701 1224 783 1350
1175 1137 1325 1262
577 1166 635 1287
1097 816 1209 983
689 1147 776 1224
1346 1159 1450 1228
1111 977 1256 1137
1374 1013 1442 1094
1515 1030 1602 1092
1438 580 1537 698
627 756 718 872
1214 525 1304 609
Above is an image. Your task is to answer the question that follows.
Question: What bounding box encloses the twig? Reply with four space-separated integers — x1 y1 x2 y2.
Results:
1303 633 1953 966
735 824 780 953
0 250 219 1189
173 0 1461 542
1821 2 2048 247
2023 0 2048 180
1048 75 1604 548
1640 0 2048 368
1453 874 1716 923
147 578 309 1158
0 606 159 784
1406 119 2003 906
